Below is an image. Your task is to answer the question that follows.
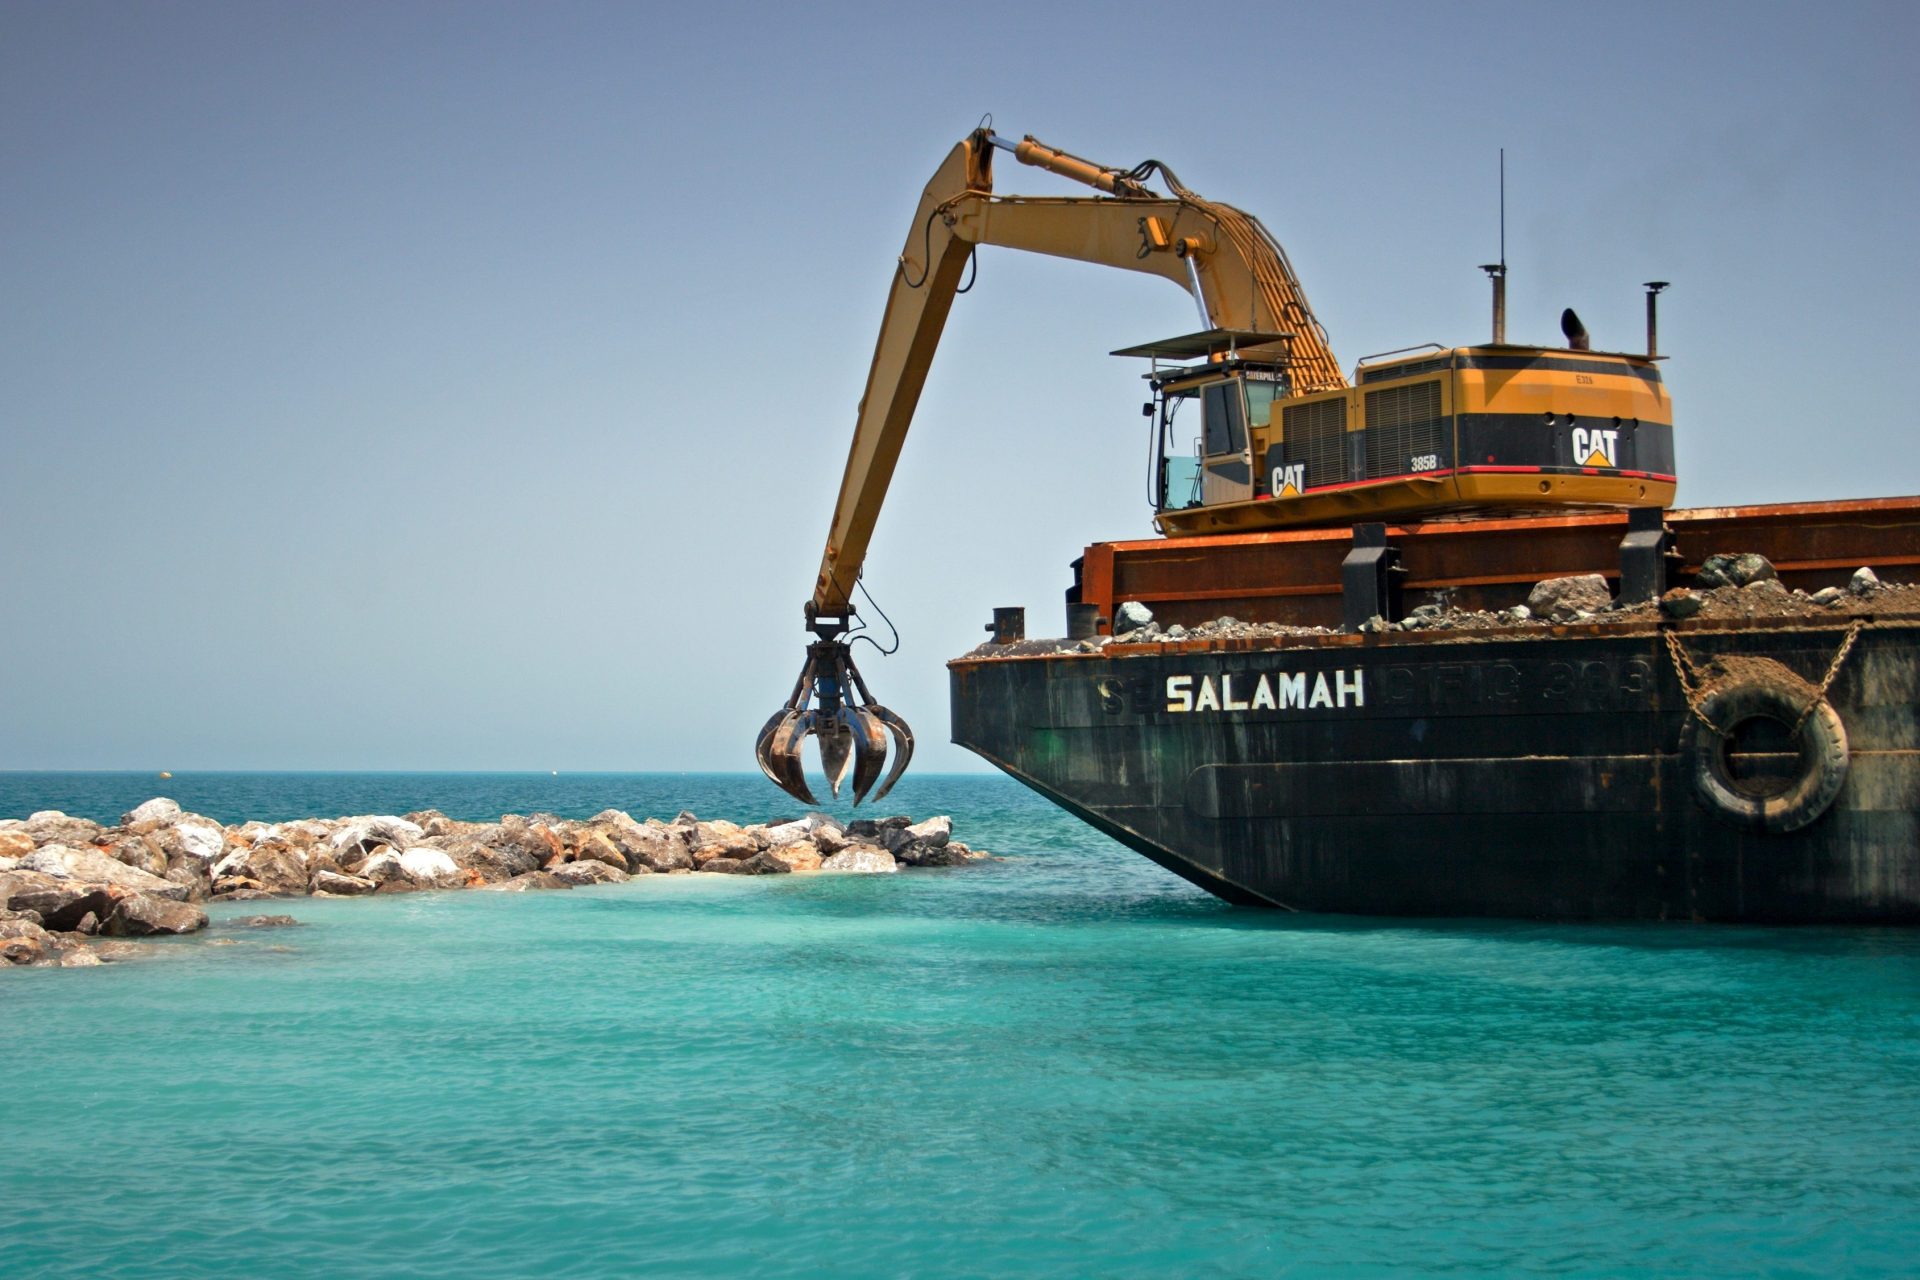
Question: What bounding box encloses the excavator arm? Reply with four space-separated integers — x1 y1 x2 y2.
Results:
757 127 1344 805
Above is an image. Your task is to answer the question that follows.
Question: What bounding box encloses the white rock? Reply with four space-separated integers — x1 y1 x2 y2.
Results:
329 816 425 854
169 817 227 861
27 811 67 824
122 797 181 827
819 846 898 874
759 820 816 848
397 847 461 886
903 815 952 848
1851 566 1880 595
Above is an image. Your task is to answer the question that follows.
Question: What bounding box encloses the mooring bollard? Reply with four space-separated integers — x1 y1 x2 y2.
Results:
986 606 1026 644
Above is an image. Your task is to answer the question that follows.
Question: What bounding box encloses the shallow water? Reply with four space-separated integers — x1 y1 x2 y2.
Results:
4 773 1919 1277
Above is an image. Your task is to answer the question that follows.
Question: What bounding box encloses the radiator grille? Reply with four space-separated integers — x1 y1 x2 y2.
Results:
1364 380 1448 478
1281 397 1348 488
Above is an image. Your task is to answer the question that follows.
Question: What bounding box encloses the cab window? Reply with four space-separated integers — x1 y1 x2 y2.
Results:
1201 381 1246 456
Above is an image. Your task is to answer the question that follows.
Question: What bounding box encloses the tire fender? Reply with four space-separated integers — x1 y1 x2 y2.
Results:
1680 669 1849 834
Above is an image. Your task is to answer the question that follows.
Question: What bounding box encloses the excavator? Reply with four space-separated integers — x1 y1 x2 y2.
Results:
756 125 1676 806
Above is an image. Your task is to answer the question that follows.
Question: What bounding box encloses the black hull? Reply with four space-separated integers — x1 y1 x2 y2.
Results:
949 621 1920 922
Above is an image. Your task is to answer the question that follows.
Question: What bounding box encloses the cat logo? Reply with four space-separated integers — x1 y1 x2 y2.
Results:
1270 462 1305 497
1571 426 1620 469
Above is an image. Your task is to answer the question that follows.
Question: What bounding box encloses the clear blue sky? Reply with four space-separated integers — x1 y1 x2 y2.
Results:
4 0 1916 771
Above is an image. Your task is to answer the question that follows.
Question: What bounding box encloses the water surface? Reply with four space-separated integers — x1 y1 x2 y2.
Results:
3 773 1917 1277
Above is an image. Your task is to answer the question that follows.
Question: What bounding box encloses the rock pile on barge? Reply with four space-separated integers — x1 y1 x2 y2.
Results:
0 803 985 967
969 558 1916 654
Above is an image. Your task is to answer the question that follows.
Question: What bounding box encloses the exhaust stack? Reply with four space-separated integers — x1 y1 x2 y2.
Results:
1644 281 1669 357
1561 308 1590 352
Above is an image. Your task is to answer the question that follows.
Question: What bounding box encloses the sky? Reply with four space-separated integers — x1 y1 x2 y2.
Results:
3 0 1917 773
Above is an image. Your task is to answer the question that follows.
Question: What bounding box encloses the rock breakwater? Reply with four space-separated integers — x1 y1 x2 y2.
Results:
0 802 987 968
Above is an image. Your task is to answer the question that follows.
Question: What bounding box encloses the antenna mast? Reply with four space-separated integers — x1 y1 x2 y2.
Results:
1480 149 1507 344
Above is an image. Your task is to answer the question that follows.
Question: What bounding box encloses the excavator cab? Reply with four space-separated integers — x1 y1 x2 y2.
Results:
1121 329 1294 516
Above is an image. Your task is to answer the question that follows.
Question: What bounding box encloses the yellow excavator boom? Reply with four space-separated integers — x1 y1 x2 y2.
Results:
811 128 1342 618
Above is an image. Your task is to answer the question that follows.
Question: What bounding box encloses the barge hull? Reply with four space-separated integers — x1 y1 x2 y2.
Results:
950 621 1920 922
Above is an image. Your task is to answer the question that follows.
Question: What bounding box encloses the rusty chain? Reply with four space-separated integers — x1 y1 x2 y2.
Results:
1793 620 1864 734
1663 620 1865 738
1662 629 1719 734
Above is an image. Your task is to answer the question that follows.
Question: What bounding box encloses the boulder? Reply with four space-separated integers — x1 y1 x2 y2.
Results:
275 820 333 849
22 812 104 847
548 859 630 886
1811 586 1846 606
846 816 911 840
606 824 693 873
1114 601 1155 635
566 830 631 872
121 797 182 830
692 819 754 850
698 857 749 875
0 917 59 949
438 836 540 884
492 815 565 865
903 815 951 848
813 825 851 855
1660 588 1704 619
328 816 426 859
404 809 453 835
481 870 572 892
20 844 189 902
213 876 267 897
0 831 35 860
743 843 825 874
102 893 208 937
355 851 408 887
2 934 49 966
1698 553 1776 589
163 856 213 902
756 819 817 848
819 845 898 874
311 870 377 896
225 821 276 847
1526 574 1613 622
105 835 169 878
156 816 227 863
1851 566 1881 595
693 832 759 866
898 843 977 868
396 847 461 887
221 841 309 896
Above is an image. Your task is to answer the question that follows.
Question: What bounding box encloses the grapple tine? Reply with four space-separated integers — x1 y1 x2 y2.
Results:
819 716 856 798
753 708 791 788
866 704 915 804
847 706 890 804
769 710 820 807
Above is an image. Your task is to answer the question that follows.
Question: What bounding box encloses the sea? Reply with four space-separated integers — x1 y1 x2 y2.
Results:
3 771 1918 1279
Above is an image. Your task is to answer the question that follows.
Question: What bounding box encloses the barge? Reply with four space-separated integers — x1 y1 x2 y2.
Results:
950 499 1920 922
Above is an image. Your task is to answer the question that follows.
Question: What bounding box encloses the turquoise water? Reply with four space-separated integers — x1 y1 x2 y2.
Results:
4 773 1919 1278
